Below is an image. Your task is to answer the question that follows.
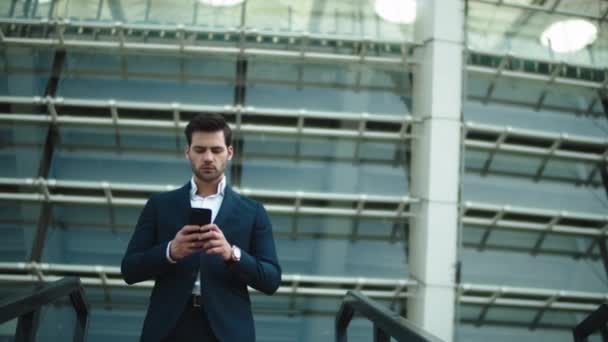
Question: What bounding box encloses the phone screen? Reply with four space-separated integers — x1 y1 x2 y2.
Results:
190 208 212 226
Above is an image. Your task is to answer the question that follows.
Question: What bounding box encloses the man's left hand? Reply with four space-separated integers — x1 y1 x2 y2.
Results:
200 224 232 261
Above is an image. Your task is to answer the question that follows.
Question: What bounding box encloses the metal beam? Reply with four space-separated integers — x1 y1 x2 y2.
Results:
467 64 604 90
530 293 560 330
1 262 605 315
0 96 417 142
549 0 562 12
535 63 564 111
3 176 608 254
8 0 18 17
602 6 608 22
477 206 505 251
106 0 126 22
465 121 608 164
459 283 607 312
1 96 607 171
0 177 417 221
463 201 608 238
533 136 562 181
0 18 416 70
2 99 608 186
0 262 416 300
482 54 511 104
30 49 66 263
469 0 608 23
230 57 247 187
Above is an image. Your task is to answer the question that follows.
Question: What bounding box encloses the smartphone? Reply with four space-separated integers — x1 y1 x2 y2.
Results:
190 208 212 227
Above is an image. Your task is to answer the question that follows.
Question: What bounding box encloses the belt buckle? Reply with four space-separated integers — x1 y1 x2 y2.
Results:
193 295 201 307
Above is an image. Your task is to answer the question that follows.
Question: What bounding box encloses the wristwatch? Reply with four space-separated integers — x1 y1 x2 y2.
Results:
230 245 241 262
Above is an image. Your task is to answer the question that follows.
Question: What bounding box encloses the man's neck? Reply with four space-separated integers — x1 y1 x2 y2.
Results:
193 175 222 197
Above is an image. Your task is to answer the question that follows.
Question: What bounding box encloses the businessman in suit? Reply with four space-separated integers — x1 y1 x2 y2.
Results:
121 113 282 342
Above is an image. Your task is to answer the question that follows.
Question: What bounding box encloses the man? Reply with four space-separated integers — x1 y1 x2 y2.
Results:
121 113 281 342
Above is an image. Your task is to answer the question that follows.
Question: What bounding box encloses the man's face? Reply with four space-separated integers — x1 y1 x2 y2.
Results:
186 130 233 184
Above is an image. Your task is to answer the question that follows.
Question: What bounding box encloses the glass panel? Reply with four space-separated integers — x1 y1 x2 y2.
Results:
36 0 414 42
37 302 77 342
467 1 608 69
0 123 48 178
247 61 411 114
0 203 39 262
461 246 607 292
0 47 54 97
57 53 236 104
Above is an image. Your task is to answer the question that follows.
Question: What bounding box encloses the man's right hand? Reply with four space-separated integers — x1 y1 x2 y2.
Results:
169 225 209 261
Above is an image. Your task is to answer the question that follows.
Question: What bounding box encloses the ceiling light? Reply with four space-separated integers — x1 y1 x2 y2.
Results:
540 19 597 53
374 0 416 24
197 0 245 7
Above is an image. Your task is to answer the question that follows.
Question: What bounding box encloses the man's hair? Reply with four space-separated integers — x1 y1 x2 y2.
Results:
184 113 232 147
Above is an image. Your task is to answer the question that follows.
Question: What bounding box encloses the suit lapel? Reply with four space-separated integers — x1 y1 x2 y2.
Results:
174 182 192 235
200 185 237 268
213 185 238 233
175 182 200 270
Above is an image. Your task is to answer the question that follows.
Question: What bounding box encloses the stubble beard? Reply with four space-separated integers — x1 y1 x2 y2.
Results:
191 160 225 184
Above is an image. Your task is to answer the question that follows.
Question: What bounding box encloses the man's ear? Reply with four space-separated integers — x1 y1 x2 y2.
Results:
185 145 191 160
227 145 234 161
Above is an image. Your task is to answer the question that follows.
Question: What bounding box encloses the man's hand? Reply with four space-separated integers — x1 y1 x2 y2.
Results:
169 225 210 261
199 224 232 261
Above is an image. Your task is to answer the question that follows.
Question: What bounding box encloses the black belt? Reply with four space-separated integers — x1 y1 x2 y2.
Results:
192 294 202 307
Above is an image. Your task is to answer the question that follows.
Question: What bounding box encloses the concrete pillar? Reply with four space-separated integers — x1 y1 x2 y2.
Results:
407 0 464 341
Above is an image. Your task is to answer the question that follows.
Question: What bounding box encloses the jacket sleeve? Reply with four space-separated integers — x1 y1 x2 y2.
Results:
228 202 282 295
121 196 175 285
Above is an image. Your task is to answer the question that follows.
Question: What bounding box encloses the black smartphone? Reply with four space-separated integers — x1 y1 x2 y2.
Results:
190 208 212 227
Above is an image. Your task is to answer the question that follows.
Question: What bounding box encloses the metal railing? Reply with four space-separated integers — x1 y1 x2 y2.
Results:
1 261 605 314
0 276 89 342
573 304 608 342
335 290 443 342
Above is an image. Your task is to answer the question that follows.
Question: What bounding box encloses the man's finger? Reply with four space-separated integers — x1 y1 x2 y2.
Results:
200 230 220 241
200 224 218 231
179 233 204 243
186 241 206 250
180 225 202 235
205 247 224 254
203 240 223 250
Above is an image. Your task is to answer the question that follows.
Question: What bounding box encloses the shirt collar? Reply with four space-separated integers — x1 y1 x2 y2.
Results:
190 176 226 199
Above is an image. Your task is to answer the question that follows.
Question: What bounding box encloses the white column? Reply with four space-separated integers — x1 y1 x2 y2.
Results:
407 0 464 341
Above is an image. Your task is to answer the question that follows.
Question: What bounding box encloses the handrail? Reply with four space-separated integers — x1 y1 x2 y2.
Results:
572 304 608 342
0 276 89 342
335 291 444 342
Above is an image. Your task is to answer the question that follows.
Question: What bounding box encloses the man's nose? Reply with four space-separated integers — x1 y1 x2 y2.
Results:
202 150 213 161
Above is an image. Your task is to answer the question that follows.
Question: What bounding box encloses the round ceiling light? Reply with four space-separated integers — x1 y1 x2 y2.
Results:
540 19 597 53
374 0 416 24
197 0 245 6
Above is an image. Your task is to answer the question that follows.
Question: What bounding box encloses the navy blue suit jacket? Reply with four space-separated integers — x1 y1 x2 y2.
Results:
121 182 281 342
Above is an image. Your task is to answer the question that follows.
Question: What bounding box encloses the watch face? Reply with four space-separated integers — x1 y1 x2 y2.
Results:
233 246 241 260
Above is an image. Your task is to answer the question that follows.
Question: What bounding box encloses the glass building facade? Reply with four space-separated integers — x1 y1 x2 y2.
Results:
0 0 607 341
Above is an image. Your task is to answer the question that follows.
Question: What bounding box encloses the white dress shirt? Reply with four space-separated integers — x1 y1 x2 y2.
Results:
165 176 226 295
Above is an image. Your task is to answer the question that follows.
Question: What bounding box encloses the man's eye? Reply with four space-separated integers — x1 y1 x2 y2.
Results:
212 148 223 154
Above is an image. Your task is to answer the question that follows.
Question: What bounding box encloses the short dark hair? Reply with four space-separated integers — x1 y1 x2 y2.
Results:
185 113 232 147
